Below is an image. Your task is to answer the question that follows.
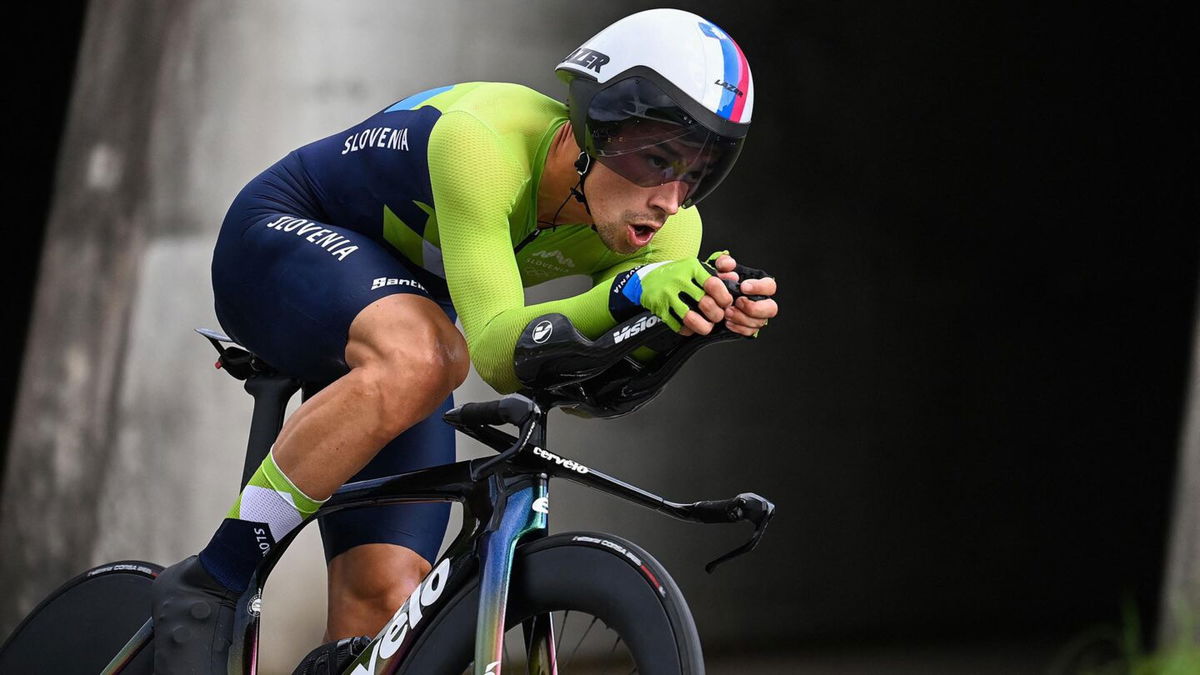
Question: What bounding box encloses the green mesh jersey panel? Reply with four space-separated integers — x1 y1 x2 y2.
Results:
423 82 703 392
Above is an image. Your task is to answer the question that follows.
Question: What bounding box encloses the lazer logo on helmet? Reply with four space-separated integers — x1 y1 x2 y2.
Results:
563 47 610 73
613 315 660 344
715 79 745 97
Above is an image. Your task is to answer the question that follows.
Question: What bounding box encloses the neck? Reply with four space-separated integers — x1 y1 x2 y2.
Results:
536 123 594 228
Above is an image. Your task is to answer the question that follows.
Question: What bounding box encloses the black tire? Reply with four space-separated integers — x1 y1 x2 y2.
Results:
398 532 704 674
0 560 161 674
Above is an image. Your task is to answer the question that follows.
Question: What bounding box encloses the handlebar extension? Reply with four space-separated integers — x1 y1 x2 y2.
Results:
444 394 536 428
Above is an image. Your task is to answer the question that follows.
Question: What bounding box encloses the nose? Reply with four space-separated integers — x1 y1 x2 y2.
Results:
647 181 688 216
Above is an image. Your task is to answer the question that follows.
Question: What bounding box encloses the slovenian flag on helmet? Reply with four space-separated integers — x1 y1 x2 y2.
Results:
698 21 751 123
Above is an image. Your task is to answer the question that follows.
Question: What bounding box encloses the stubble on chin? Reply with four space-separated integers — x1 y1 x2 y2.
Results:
594 220 630 254
597 210 660 255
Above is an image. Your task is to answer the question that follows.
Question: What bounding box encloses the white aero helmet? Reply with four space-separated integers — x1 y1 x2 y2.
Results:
556 8 754 207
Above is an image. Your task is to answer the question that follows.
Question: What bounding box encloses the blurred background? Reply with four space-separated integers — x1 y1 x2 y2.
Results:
1 1 1195 673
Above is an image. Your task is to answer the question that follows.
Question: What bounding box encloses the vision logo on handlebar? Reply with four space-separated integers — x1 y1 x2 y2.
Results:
613 314 660 343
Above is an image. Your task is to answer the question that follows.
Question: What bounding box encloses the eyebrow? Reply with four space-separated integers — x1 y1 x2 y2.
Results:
649 144 685 161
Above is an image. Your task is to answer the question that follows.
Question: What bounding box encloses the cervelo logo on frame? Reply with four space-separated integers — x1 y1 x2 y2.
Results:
533 446 589 475
350 558 451 674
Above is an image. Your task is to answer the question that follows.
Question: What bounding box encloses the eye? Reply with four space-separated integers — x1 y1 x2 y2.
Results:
682 164 713 183
645 154 670 170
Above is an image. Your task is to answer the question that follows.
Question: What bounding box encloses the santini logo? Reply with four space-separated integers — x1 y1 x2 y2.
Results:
532 320 554 344
532 446 589 475
371 277 427 292
613 315 660 344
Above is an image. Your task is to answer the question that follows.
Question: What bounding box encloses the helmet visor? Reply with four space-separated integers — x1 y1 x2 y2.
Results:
585 77 745 206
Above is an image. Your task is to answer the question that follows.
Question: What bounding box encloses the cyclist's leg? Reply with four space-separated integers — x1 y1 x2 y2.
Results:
268 292 466 500
325 545 430 640
205 205 465 588
153 202 465 672
317 392 455 640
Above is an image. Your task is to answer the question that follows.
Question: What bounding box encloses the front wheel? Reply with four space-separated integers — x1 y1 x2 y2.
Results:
398 532 704 674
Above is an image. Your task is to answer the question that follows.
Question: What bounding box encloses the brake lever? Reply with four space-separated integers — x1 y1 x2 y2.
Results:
700 492 776 574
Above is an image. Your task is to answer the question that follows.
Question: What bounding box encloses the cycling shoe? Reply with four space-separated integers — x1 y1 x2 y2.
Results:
151 555 237 674
292 635 372 675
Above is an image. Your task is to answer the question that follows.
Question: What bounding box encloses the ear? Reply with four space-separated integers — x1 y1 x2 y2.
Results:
574 152 593 175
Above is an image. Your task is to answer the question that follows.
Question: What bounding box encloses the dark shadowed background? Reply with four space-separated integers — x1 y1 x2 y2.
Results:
3 1 1195 671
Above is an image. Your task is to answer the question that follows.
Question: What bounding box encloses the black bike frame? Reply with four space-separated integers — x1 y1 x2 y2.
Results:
100 407 743 675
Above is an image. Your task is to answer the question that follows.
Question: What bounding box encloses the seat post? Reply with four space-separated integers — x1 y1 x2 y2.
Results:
240 374 301 488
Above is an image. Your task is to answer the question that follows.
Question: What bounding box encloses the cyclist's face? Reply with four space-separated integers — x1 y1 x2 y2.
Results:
587 160 690 255
595 120 721 195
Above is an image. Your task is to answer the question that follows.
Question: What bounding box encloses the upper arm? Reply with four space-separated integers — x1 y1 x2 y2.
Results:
427 111 527 351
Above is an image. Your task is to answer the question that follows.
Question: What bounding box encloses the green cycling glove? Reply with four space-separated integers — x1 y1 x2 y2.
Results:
608 258 715 332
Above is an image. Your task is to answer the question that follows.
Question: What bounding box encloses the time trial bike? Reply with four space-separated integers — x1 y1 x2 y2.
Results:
0 298 775 675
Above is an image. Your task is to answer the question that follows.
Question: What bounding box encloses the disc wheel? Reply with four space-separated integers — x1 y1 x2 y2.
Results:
0 560 161 674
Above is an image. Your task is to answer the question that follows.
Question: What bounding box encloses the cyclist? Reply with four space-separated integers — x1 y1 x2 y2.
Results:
151 8 778 673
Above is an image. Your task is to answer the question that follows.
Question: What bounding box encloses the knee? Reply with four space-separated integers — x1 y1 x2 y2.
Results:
432 322 470 391
341 569 423 619
383 322 468 395
354 325 468 423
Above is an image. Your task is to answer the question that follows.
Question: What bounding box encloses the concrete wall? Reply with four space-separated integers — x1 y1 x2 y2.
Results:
2 1 743 671
6 1 1195 673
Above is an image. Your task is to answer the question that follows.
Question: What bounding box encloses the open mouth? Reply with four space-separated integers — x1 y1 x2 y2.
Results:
627 223 658 247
